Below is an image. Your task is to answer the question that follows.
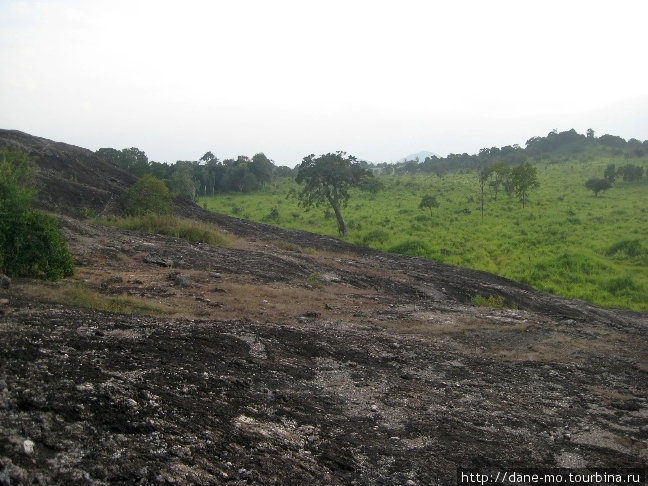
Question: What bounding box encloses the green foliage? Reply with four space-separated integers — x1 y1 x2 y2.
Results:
168 165 197 201
306 272 324 288
388 239 432 258
0 149 74 280
607 239 645 259
262 206 280 222
362 229 391 245
201 154 648 310
96 147 149 177
604 163 616 182
418 194 439 215
510 162 539 208
125 174 173 216
294 152 371 235
584 178 612 196
617 164 644 182
471 294 506 308
360 177 384 197
78 207 96 219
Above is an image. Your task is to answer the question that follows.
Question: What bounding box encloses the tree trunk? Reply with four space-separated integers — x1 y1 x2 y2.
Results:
333 205 346 236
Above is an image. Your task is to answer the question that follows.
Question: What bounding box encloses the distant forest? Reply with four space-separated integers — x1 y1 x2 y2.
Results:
96 128 648 200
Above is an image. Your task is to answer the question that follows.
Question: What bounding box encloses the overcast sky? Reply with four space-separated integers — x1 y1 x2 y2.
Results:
1 0 647 166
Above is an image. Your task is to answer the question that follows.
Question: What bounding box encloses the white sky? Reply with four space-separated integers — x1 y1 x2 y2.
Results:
1 0 647 166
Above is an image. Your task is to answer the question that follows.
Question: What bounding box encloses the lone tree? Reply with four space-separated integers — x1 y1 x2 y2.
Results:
511 162 539 208
585 178 612 197
478 164 494 220
419 194 439 216
294 152 371 236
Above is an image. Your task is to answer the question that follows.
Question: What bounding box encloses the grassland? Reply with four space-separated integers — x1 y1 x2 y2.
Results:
200 156 648 310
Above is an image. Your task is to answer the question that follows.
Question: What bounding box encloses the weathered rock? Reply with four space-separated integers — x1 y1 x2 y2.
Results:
0 274 10 289
144 254 172 267
0 130 647 485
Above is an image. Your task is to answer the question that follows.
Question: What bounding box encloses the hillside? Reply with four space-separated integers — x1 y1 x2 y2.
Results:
0 131 647 485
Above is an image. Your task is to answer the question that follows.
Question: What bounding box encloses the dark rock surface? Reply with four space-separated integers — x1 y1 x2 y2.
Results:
0 131 647 484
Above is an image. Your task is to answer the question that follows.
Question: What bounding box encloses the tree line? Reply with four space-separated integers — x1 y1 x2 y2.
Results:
371 128 648 176
95 148 294 201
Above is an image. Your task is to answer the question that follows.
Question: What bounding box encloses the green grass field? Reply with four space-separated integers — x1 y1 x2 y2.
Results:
200 156 648 310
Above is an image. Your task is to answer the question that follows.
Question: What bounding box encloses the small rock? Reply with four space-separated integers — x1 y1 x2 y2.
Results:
0 273 10 289
302 311 320 318
370 404 378 412
406 481 417 486
209 272 222 279
640 425 648 436
238 468 253 479
144 254 172 267
124 398 138 409
22 439 35 456
168 272 191 287
75 383 95 393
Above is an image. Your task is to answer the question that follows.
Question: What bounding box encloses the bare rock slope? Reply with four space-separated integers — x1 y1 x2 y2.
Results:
0 131 647 485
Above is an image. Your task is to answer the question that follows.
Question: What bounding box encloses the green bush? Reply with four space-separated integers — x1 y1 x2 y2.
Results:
362 229 390 245
471 294 506 308
607 239 644 258
0 149 74 280
125 174 173 216
388 239 432 258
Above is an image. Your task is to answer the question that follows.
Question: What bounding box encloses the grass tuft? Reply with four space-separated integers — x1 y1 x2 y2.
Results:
98 215 231 247
471 294 507 308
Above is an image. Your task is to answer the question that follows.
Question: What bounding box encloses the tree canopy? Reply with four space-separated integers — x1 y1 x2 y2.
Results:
125 174 173 216
294 152 371 236
585 178 612 197
510 162 539 208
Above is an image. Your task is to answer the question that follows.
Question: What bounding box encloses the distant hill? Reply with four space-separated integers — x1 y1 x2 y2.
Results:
398 151 437 163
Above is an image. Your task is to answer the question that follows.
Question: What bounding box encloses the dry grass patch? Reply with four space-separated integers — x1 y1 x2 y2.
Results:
97 215 234 247
17 280 175 316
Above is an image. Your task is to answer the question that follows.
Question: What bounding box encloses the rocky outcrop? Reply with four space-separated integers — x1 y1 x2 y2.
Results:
0 129 136 217
0 131 646 484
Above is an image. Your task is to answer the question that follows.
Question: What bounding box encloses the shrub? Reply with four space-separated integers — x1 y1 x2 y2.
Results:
0 149 74 280
306 272 323 288
471 294 506 308
102 215 230 247
388 239 432 258
362 229 390 245
125 174 173 216
604 275 638 295
262 206 280 222
607 239 644 258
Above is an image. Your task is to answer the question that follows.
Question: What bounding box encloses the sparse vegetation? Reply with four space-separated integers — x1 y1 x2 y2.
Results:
306 272 324 288
200 153 648 310
98 214 231 247
45 283 173 315
0 149 74 280
471 294 507 309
